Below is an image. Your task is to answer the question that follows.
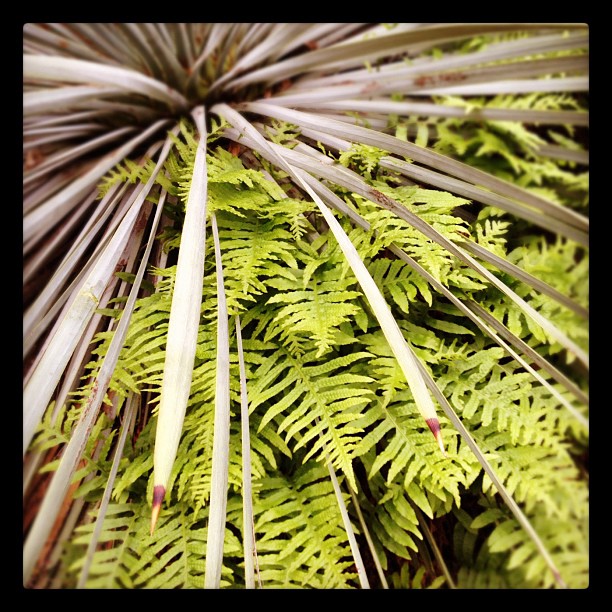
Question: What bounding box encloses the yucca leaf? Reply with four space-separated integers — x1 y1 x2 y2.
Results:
292 30 587 91
203 211 232 589
227 24 585 90
151 107 208 530
77 395 137 588
24 119 169 247
23 173 174 583
242 103 588 238
235 315 259 589
325 458 369 588
414 357 567 588
239 125 587 368
24 55 188 111
212 102 446 453
23 131 176 456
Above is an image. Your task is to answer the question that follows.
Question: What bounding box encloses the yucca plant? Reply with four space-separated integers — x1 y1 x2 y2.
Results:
23 23 589 589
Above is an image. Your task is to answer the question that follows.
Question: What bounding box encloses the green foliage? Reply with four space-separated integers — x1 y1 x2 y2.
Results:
432 93 589 209
67 501 241 588
245 462 358 588
34 89 588 590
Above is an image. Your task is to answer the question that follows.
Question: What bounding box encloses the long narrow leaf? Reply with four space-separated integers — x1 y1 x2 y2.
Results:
242 103 588 236
221 123 588 369
325 458 370 588
151 107 209 529
414 356 568 589
77 395 137 588
235 315 259 589
24 119 169 245
211 103 446 453
204 212 232 589
23 181 172 584
24 54 188 111
23 133 176 455
349 487 388 588
292 31 588 90
227 24 584 90
294 162 589 417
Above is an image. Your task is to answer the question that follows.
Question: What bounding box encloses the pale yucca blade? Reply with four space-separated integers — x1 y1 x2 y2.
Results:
204 212 231 589
262 55 588 108
326 457 370 588
24 119 169 246
23 131 177 456
459 240 588 320
533 143 589 165
414 505 456 588
413 76 588 96
23 249 131 498
349 487 388 588
225 123 588 369
297 168 445 450
240 103 588 238
24 86 123 116
23 186 102 291
23 23 113 64
150 106 208 530
24 182 135 357
416 357 567 588
23 184 171 583
24 55 188 111
378 157 587 245
226 24 585 90
291 98 588 127
77 395 138 588
294 160 589 418
292 30 588 90
221 126 587 424
24 126 135 186
304 164 589 429
376 54 589 96
212 102 446 453
235 315 259 589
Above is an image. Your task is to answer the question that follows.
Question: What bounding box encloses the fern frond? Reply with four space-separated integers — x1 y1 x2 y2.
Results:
250 462 358 588
216 212 301 314
353 395 466 511
249 345 374 492
264 235 364 356
69 501 241 588
467 495 588 588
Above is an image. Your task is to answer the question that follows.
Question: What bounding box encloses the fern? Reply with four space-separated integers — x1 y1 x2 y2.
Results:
474 237 589 360
246 462 359 588
248 345 374 492
68 501 241 588
215 212 302 314
263 232 364 356
24 24 589 590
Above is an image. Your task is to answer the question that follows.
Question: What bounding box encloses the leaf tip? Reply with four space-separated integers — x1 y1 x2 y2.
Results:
150 485 166 535
426 417 446 457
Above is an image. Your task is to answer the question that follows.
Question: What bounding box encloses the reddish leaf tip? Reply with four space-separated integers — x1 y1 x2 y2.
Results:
426 417 446 457
150 485 166 535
